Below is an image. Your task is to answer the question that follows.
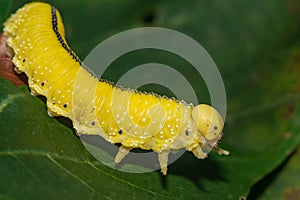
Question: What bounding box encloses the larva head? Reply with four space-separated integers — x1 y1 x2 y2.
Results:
192 104 224 141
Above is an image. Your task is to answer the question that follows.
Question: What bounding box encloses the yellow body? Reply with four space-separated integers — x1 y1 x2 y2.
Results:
4 2 228 175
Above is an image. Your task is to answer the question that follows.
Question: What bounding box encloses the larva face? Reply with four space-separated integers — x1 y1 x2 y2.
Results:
191 104 224 142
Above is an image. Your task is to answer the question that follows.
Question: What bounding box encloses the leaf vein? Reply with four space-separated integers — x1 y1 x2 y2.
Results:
0 94 24 113
46 154 95 191
0 149 171 200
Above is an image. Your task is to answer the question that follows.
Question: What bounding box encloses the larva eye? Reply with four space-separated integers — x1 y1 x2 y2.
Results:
191 104 224 141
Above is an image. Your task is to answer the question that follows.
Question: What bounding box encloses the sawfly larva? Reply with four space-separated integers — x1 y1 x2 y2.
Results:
3 2 229 175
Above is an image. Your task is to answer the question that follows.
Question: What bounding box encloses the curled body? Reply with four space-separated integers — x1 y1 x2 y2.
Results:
4 2 229 175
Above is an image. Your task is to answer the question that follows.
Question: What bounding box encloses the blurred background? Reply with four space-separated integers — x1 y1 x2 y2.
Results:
1 0 300 199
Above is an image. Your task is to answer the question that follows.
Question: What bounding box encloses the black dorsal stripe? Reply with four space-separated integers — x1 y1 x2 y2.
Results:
51 6 82 65
51 5 101 79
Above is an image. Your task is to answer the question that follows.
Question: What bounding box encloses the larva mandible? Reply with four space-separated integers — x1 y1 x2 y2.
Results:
3 2 229 175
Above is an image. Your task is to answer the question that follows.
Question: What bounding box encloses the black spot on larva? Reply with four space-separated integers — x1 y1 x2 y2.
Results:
91 121 96 126
63 104 67 108
41 82 45 87
214 126 218 130
118 129 123 134
62 43 67 49
185 130 189 136
22 59 25 63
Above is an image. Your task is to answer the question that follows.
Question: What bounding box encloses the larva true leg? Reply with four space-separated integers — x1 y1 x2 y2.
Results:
158 151 169 175
192 145 207 159
115 145 133 164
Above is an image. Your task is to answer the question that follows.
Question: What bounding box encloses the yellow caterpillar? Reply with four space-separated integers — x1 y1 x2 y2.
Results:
3 2 229 175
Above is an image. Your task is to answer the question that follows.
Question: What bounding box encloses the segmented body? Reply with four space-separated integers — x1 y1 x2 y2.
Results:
4 2 228 175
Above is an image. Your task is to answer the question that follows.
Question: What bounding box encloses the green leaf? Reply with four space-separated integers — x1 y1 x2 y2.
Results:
2 0 300 199
248 147 300 200
244 47 300 199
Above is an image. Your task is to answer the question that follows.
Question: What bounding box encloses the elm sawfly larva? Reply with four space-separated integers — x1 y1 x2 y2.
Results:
3 2 229 175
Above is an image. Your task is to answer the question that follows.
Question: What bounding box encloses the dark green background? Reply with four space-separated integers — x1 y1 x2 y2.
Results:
1 0 300 199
